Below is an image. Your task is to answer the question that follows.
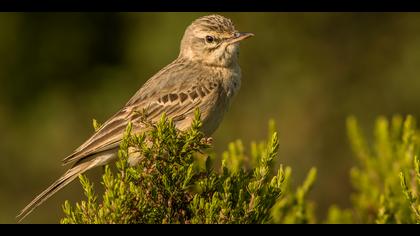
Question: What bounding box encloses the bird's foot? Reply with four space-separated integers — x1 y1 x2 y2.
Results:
202 137 213 145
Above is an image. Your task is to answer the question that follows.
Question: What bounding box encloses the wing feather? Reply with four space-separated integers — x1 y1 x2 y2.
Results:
62 62 222 165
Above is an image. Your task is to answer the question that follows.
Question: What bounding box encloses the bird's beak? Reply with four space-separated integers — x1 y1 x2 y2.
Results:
227 32 254 44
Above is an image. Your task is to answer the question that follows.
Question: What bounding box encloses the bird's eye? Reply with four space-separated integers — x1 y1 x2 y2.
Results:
205 35 214 43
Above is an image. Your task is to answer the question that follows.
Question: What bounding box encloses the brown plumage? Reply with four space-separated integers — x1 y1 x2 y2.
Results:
17 14 253 222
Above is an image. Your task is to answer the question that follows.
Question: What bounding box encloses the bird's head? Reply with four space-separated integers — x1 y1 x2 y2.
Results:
179 15 254 67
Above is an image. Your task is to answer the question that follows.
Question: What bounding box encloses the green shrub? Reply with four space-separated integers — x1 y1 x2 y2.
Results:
326 115 420 224
61 111 420 224
61 111 316 224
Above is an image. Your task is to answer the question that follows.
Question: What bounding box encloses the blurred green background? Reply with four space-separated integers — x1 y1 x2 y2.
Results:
2 12 420 223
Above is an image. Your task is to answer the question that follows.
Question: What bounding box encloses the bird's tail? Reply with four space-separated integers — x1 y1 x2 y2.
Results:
16 161 94 222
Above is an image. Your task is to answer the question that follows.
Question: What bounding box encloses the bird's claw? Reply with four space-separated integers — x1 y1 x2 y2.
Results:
202 137 213 145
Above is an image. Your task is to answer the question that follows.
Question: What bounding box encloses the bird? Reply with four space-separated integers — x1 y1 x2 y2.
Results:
17 14 253 222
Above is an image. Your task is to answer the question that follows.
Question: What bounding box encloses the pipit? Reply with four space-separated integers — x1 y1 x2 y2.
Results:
17 14 253 221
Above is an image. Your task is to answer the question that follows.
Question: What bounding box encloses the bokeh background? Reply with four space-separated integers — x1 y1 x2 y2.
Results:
2 12 420 223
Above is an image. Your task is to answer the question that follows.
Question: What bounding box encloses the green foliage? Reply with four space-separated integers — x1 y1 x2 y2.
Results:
60 113 420 224
61 111 316 224
326 115 420 224
270 167 317 224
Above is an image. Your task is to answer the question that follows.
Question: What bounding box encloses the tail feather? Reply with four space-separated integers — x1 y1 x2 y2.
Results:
17 148 118 222
16 162 92 222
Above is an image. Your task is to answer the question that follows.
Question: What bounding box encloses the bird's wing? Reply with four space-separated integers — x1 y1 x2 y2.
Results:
62 65 222 165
